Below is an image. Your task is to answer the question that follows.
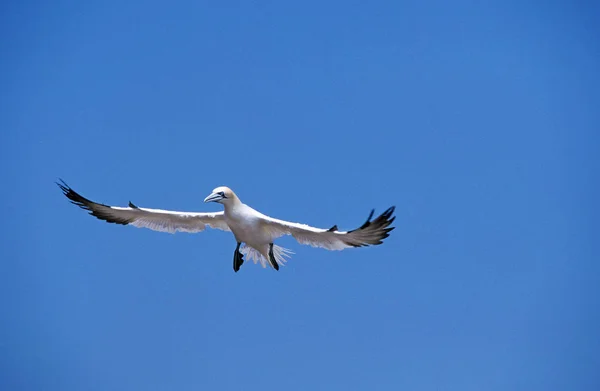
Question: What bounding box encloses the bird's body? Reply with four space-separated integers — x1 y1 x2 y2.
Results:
226 204 263 244
224 204 270 259
57 181 396 272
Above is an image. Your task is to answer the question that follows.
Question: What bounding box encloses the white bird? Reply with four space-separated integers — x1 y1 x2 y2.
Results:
57 180 396 272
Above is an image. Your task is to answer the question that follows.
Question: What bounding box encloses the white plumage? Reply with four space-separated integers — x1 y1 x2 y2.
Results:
57 180 395 272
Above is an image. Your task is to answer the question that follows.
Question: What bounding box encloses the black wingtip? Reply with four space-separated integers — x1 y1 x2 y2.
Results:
343 205 397 247
349 209 375 233
56 179 134 225
361 209 375 229
56 179 84 207
128 201 138 209
327 225 338 232
56 178 70 194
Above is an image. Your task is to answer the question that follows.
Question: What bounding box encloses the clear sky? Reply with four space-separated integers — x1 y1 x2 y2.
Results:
1 1 598 390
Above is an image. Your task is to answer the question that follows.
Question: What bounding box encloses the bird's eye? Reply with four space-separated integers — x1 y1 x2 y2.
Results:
218 191 226 197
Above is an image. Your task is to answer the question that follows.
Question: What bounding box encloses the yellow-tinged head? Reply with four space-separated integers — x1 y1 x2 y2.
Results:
204 186 238 204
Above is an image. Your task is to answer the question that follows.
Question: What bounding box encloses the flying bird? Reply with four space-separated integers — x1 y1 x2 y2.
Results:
57 180 396 272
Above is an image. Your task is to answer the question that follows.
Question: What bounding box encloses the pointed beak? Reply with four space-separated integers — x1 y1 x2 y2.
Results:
204 192 222 203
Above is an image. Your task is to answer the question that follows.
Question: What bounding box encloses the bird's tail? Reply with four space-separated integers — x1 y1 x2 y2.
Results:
240 244 294 269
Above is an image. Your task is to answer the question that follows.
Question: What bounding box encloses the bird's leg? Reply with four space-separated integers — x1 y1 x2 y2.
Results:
268 243 279 271
233 242 244 272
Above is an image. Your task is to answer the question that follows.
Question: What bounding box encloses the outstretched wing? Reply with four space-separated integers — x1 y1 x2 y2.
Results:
57 180 230 233
259 207 395 250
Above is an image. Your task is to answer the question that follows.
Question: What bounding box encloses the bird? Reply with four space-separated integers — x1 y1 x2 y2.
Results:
56 179 396 272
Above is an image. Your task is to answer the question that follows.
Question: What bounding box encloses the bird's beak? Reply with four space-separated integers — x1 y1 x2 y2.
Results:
204 192 222 203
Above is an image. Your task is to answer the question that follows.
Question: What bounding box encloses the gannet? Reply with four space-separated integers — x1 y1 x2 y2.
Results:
57 180 396 272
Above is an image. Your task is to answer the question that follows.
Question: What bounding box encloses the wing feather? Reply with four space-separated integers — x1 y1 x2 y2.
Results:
57 180 230 233
259 207 396 250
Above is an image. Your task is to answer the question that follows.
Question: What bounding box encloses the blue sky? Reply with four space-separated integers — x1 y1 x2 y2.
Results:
1 1 598 390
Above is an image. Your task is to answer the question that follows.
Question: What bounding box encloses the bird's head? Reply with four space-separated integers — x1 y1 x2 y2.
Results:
204 186 236 205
